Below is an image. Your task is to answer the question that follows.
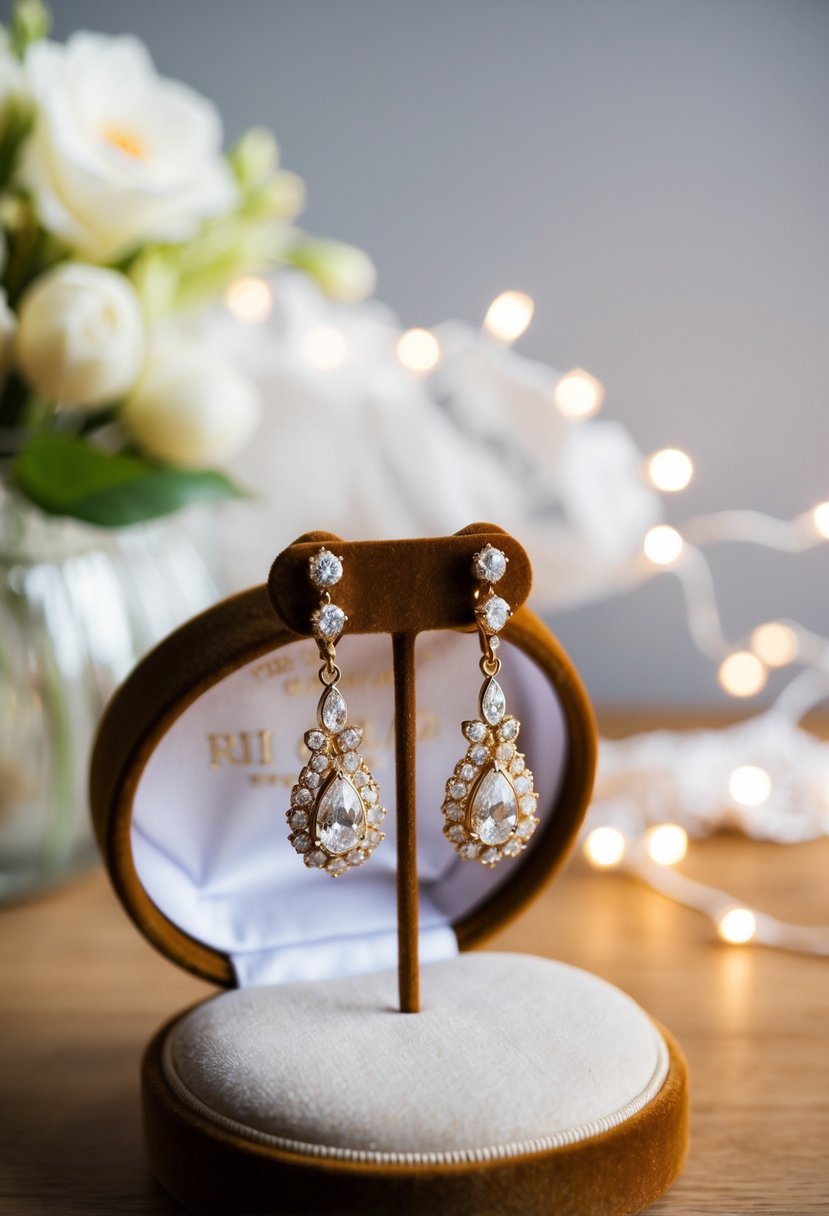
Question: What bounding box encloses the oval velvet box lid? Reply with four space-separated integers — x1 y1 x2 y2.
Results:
89 530 596 988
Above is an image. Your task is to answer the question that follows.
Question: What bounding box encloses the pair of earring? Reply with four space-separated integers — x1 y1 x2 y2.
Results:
286 545 539 878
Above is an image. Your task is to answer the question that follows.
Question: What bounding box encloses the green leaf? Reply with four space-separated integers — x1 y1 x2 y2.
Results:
13 435 246 527
2 203 69 306
0 95 35 191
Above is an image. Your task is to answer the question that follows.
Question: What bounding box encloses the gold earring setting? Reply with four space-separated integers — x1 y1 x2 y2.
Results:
286 548 388 877
441 544 539 867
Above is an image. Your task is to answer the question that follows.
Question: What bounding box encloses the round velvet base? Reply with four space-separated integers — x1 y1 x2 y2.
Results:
142 954 688 1216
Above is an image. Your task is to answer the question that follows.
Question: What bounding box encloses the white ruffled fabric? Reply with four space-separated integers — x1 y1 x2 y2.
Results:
198 274 659 609
592 709 829 843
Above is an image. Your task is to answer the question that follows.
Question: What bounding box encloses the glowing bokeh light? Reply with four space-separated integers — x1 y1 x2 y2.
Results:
812 502 829 539
554 368 605 419
647 448 694 492
750 622 798 668
483 290 535 342
643 525 684 566
645 823 689 866
728 765 772 808
301 326 348 371
718 907 757 944
717 652 767 698
584 826 626 868
224 276 273 323
396 328 440 372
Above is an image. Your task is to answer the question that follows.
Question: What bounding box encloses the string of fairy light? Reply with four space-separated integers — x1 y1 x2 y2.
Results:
224 277 829 954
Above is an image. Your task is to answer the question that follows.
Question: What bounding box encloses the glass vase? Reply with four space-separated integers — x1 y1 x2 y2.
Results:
0 490 218 901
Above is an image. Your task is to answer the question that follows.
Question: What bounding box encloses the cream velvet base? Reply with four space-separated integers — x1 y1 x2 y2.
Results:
163 953 669 1164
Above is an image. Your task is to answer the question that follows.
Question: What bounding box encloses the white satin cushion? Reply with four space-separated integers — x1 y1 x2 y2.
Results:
163 953 669 1164
132 635 568 986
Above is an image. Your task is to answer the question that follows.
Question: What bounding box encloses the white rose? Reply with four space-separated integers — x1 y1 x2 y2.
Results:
21 33 238 262
16 262 146 409
123 341 261 468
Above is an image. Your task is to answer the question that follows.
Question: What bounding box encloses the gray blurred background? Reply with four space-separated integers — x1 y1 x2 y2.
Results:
52 1 829 706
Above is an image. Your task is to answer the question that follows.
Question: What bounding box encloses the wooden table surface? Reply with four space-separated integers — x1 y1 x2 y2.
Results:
2 745 828 1214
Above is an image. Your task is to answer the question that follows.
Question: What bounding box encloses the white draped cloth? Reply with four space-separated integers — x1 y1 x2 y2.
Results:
198 274 659 608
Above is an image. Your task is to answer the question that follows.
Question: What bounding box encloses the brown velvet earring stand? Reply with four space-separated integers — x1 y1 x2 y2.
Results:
90 524 689 1216
268 523 538 1014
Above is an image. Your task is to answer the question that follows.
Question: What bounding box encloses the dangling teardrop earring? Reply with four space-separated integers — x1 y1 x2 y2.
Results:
441 544 539 867
286 548 388 876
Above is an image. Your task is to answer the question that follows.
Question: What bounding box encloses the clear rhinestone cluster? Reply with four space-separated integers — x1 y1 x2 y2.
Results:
441 710 539 867
440 543 538 867
286 547 387 877
472 544 508 584
309 548 347 644
472 545 512 636
309 548 343 589
312 602 346 642
287 714 387 877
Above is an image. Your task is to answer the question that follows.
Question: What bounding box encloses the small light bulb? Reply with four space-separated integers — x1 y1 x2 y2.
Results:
584 826 626 868
643 525 684 566
728 765 772 807
482 290 535 342
812 502 829 539
645 823 688 866
717 907 757 945
750 622 798 668
554 368 605 419
396 328 440 373
717 652 767 698
646 448 694 493
301 326 348 371
224 276 273 323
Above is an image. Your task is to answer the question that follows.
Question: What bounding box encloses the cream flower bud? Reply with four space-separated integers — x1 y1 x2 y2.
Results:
293 239 377 303
230 126 279 187
16 262 146 409
123 340 261 468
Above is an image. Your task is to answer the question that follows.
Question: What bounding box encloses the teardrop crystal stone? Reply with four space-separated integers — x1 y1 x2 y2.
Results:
320 686 347 732
315 774 366 854
481 677 506 725
470 766 518 845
